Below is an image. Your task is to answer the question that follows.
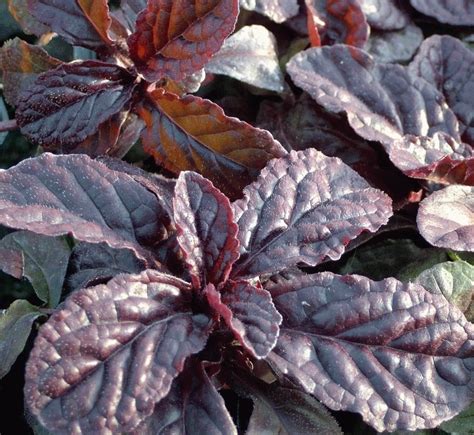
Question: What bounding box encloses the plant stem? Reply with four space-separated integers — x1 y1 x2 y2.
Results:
0 119 18 133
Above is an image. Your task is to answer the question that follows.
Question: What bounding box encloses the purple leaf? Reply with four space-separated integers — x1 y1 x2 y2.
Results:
25 270 211 433
205 25 285 93
287 45 461 151
417 185 474 252
0 153 172 263
134 358 237 434
27 0 113 49
389 133 474 185
16 61 136 150
408 35 474 145
266 272 474 432
409 0 474 26
204 281 282 358
231 149 393 278
174 171 239 288
240 0 299 23
358 0 410 30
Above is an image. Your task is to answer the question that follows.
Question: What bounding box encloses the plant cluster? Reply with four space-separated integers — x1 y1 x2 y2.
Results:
0 0 473 434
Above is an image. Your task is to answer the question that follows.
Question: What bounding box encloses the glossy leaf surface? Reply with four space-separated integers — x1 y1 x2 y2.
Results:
16 61 136 150
25 270 210 432
138 90 286 199
128 0 239 82
409 0 474 26
27 0 113 48
267 272 474 432
358 0 409 30
0 154 171 262
232 149 392 278
287 45 460 151
174 172 239 288
408 35 474 145
417 185 474 252
240 0 299 23
205 25 285 92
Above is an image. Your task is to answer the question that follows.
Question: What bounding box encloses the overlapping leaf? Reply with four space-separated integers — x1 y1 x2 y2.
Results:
266 272 474 432
128 0 239 82
358 0 409 30
137 90 286 199
205 281 282 358
25 270 211 433
389 133 474 185
240 0 299 23
8 0 50 36
408 35 474 145
0 153 172 262
135 358 236 434
287 45 460 151
16 61 136 150
0 97 9 147
417 185 474 252
409 0 474 26
27 0 113 49
0 38 61 107
231 149 392 278
205 25 285 93
174 172 239 288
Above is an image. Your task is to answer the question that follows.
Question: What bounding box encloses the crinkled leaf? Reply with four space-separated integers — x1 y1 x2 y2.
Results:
358 0 409 30
0 38 61 108
205 25 285 93
127 0 239 82
67 242 145 292
25 270 211 433
204 281 282 358
440 402 474 434
287 45 461 151
409 0 474 26
408 35 474 145
266 272 474 432
240 0 299 23
137 90 286 199
0 153 172 263
0 231 71 308
305 0 369 48
231 149 392 278
389 133 474 185
231 371 341 435
366 23 423 64
27 0 113 49
8 0 50 36
417 185 474 252
135 358 236 434
173 171 239 288
0 300 44 380
415 261 474 322
0 97 8 147
16 61 136 150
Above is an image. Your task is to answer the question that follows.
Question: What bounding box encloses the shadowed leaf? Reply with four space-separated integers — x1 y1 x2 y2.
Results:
8 0 50 36
409 0 474 26
240 0 299 23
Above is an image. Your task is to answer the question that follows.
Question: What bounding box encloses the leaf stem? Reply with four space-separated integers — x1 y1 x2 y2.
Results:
0 119 18 133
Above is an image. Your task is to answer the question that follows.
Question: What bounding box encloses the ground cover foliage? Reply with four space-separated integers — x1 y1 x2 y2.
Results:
0 0 473 434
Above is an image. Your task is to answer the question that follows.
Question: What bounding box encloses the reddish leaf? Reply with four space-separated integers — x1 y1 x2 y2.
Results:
174 172 239 288
0 37 61 107
408 35 474 145
27 0 113 49
409 0 474 26
16 61 136 150
287 45 461 152
205 281 281 358
417 185 474 252
240 0 299 23
127 0 239 82
135 358 236 434
305 0 369 48
0 154 172 263
8 0 50 36
266 272 474 431
25 270 211 433
358 0 410 30
137 90 286 199
231 149 392 278
389 133 474 185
